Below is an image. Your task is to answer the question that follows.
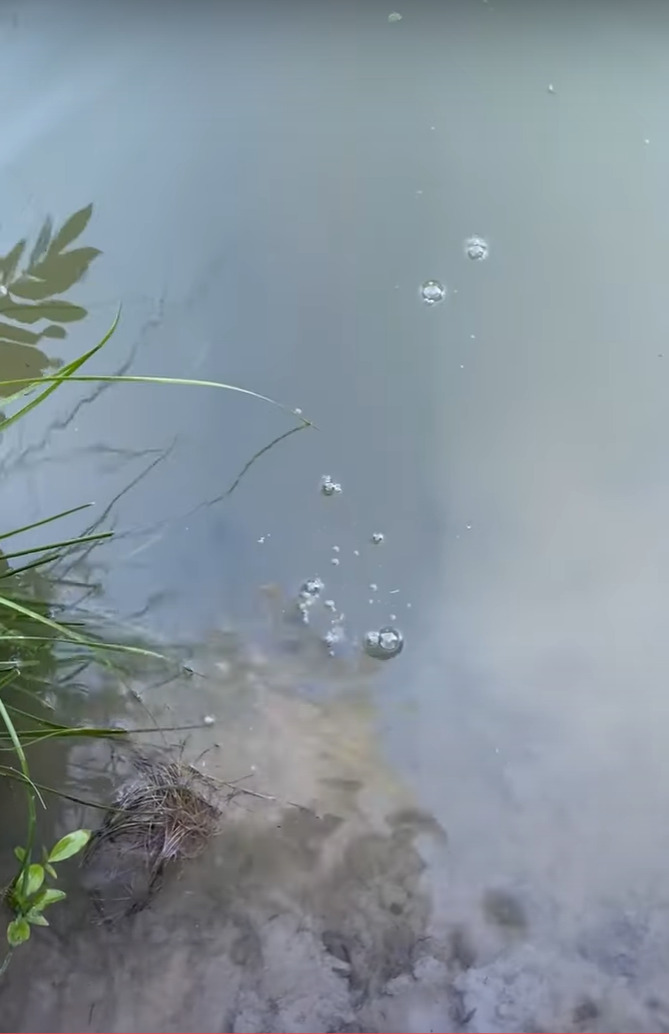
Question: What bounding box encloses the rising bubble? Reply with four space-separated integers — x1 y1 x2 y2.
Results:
420 280 446 305
464 236 489 261
321 474 342 496
363 626 404 660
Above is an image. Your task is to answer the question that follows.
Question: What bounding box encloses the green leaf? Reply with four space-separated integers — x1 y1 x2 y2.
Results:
24 864 45 896
25 909 49 927
0 241 26 284
47 204 93 255
28 217 53 267
13 846 25 863
0 300 87 324
33 888 66 908
7 918 30 946
48 829 91 863
44 862 57 880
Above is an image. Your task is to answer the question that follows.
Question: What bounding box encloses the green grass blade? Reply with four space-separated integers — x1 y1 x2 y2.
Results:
0 633 167 661
0 504 94 541
0 765 46 809
0 309 120 432
0 532 112 563
0 681 37 890
0 373 311 423
0 555 61 579
0 598 167 662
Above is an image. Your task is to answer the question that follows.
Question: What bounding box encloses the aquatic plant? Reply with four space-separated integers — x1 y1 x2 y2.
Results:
0 207 311 967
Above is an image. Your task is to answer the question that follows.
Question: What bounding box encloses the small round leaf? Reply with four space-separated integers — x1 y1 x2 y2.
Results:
48 829 91 863
7 918 30 946
24 864 45 897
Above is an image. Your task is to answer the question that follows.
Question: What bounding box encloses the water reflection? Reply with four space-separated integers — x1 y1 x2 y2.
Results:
0 205 97 396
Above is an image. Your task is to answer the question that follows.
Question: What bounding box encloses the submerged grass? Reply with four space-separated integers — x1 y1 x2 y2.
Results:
85 752 221 918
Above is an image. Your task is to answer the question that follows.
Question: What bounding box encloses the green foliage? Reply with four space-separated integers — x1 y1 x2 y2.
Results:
0 202 312 975
48 829 91 863
5 828 91 945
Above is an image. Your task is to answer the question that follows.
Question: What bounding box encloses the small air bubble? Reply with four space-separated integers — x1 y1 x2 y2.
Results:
547 83 555 93
332 545 340 553
203 715 216 726
371 531 385 545
466 524 472 530
299 577 324 600
388 11 403 21
420 280 446 305
294 407 303 416
464 236 489 261
321 474 342 496
324 625 345 654
353 549 360 557
331 557 340 566
369 583 378 592
363 626 404 660
324 599 337 612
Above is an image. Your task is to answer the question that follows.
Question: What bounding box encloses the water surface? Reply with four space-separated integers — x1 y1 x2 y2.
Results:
1 1 669 1030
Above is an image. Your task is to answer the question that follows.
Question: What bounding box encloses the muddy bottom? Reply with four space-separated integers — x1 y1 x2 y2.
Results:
1 641 668 1032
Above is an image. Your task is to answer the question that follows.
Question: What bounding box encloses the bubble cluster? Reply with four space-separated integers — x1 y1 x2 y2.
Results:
464 235 489 261
420 280 446 305
299 577 324 600
297 576 324 624
363 626 404 660
323 624 345 655
321 474 342 497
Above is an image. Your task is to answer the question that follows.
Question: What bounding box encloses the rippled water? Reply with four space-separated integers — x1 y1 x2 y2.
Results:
2 0 669 1031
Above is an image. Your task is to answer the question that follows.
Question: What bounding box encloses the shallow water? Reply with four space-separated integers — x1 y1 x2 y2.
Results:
2 0 669 1030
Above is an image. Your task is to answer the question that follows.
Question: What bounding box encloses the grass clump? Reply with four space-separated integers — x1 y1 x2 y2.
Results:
0 204 311 966
85 752 220 916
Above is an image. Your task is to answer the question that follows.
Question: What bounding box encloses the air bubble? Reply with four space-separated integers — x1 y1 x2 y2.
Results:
371 532 385 545
324 599 337 612
324 624 345 655
331 557 340 566
363 626 404 660
464 236 489 261
299 577 324 600
321 474 342 496
388 11 403 21
203 715 216 726
420 280 446 305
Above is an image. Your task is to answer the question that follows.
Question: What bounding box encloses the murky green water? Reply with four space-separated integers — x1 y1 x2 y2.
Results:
2 1 669 1030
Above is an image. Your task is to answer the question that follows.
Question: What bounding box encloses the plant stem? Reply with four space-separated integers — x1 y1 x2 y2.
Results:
0 685 36 896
